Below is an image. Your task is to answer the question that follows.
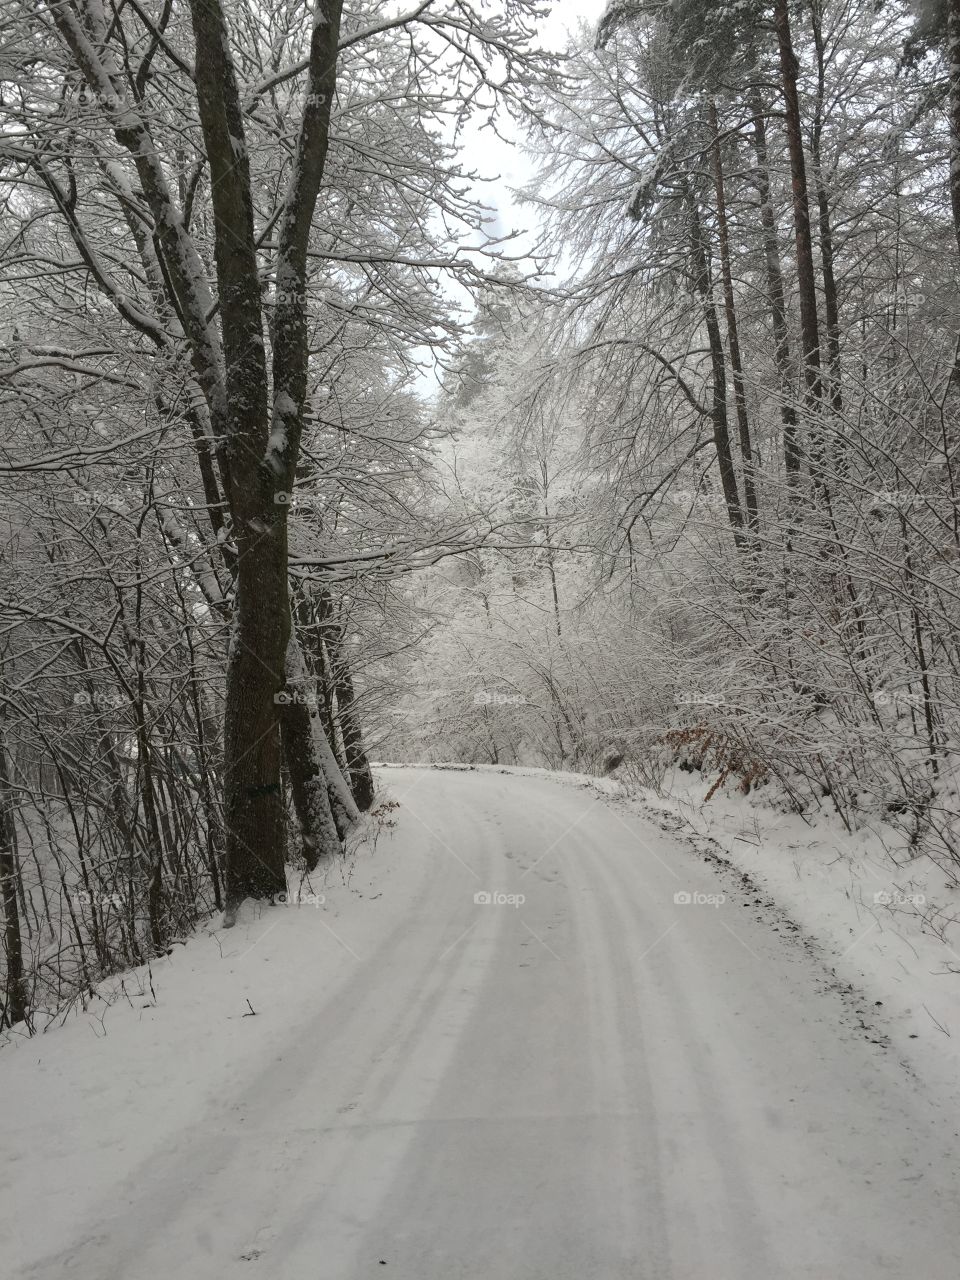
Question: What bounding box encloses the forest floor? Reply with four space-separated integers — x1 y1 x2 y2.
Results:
3 765 960 1279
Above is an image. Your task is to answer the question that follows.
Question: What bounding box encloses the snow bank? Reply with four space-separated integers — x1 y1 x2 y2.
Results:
0 807 409 1273
626 767 960 1104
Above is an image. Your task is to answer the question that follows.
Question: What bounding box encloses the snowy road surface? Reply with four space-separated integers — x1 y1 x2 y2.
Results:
4 766 960 1279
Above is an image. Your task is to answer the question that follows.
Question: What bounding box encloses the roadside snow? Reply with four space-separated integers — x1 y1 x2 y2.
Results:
629 766 960 1106
0 813 409 1275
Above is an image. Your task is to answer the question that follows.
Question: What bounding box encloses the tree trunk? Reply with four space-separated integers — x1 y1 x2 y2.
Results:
748 84 802 483
708 98 760 533
333 662 376 811
949 0 960 268
285 638 360 840
810 0 843 420
311 589 375 810
279 692 342 872
45 0 346 922
773 0 825 482
0 735 27 1029
189 0 289 913
687 192 746 546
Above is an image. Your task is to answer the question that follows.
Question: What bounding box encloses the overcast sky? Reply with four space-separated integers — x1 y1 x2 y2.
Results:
459 0 597 261
414 0 598 393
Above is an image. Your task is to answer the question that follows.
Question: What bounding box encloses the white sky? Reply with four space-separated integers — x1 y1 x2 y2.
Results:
458 0 597 262
414 0 599 393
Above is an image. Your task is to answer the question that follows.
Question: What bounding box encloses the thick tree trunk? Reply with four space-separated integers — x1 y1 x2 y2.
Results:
189 0 289 913
266 0 344 491
46 0 346 921
222 575 288 910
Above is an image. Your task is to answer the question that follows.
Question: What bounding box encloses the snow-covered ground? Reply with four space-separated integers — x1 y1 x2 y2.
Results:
631 766 960 1105
3 766 960 1279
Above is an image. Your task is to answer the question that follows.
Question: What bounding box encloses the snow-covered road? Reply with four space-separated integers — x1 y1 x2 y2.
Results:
5 767 960 1278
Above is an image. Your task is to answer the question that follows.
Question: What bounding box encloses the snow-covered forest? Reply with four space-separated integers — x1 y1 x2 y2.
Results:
5 1 960 1274
1 0 959 1062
